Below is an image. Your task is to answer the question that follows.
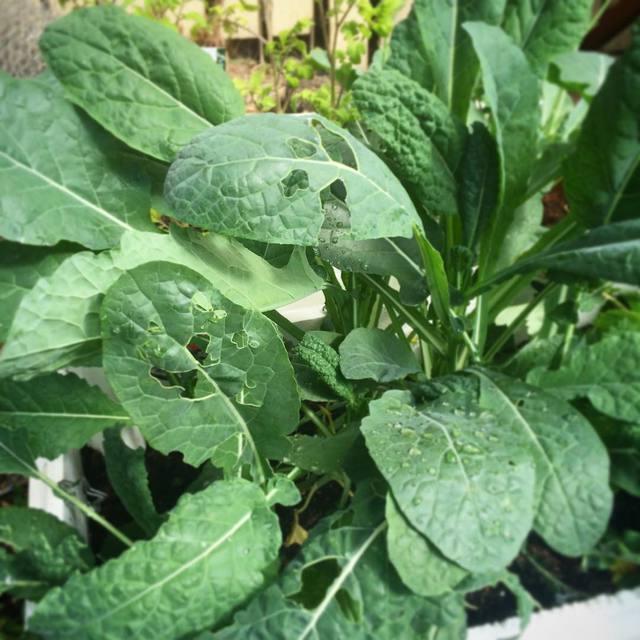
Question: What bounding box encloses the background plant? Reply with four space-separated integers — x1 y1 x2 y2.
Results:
0 1 638 638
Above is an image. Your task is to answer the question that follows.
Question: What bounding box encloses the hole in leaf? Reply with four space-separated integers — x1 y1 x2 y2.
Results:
289 559 341 609
280 169 309 198
187 333 211 364
310 119 357 169
287 137 317 158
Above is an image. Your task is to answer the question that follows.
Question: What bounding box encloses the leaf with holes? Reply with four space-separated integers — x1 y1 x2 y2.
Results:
472 369 612 556
0 73 152 250
30 480 281 640
216 503 466 640
361 389 536 573
40 6 244 161
165 113 421 246
101 262 299 469
0 227 322 380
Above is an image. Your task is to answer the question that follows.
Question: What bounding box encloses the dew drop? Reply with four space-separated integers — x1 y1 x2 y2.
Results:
445 451 456 464
409 447 421 457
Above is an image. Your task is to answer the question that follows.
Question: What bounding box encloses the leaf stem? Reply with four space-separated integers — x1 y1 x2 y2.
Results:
36 471 133 548
484 283 559 362
301 404 332 438
265 309 305 341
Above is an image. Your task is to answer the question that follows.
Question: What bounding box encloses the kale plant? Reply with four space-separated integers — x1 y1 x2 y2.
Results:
0 2 638 638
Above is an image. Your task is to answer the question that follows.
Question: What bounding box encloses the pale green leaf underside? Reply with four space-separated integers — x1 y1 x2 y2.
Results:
527 331 640 423
40 6 244 162
101 262 298 467
0 73 151 250
361 389 536 573
473 369 612 555
30 480 280 640
165 113 421 246
0 227 322 380
0 373 128 459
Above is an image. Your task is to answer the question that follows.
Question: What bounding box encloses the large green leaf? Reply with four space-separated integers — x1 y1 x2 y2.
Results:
385 494 468 597
361 389 536 573
472 369 612 556
339 328 420 383
464 22 540 270
40 6 244 162
0 73 152 250
352 68 466 217
0 373 129 459
30 479 281 640
0 227 322 379
103 427 164 537
0 507 93 600
527 331 640 423
165 113 421 246
564 30 640 227
502 0 593 75
216 503 466 640
388 0 507 119
549 51 615 99
102 262 299 467
0 241 74 342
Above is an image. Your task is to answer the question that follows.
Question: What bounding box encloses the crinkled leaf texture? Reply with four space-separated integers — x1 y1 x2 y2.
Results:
0 507 93 600
352 68 466 217
165 113 421 246
564 29 640 227
0 241 73 342
0 227 322 379
216 507 466 639
527 331 640 424
101 262 299 467
0 73 151 250
472 369 612 556
0 373 129 459
503 0 593 76
339 328 420 383
30 479 280 640
361 389 536 573
40 6 244 162
388 0 507 119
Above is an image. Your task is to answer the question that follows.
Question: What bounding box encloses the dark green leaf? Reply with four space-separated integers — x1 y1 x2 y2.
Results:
287 426 362 474
40 6 244 161
352 68 466 217
103 427 164 537
564 31 640 227
0 427 38 477
388 0 507 119
503 0 593 76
